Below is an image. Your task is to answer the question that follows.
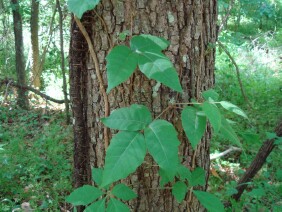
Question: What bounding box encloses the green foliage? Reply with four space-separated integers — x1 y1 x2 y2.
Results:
111 184 137 201
202 102 222 134
0 108 73 211
67 0 100 19
102 131 146 186
67 29 251 209
145 120 180 179
66 185 103 206
193 190 225 212
105 46 138 92
106 198 130 212
84 198 106 212
181 106 207 150
106 35 183 93
101 104 151 131
172 181 188 203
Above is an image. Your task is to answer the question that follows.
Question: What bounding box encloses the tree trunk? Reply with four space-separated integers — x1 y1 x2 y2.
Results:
30 0 40 88
70 0 217 211
57 0 70 124
11 0 29 109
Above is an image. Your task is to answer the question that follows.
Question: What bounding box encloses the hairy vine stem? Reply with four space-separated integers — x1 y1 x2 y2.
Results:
74 16 110 149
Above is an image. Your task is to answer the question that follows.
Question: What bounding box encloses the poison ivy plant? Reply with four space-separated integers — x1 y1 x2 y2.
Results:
67 0 100 19
106 35 183 93
193 190 225 212
66 3 248 211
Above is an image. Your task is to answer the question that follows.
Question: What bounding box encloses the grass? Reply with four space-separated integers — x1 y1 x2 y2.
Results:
0 106 73 211
210 23 282 210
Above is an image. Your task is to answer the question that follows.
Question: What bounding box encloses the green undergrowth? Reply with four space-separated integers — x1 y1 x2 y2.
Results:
0 106 73 211
210 29 282 210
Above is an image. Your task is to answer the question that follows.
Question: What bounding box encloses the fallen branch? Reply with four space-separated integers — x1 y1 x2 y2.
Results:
232 121 282 201
1 79 68 104
210 146 242 160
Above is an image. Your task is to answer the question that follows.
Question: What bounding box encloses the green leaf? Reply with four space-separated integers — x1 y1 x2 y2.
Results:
172 181 188 203
177 164 192 181
202 102 221 134
131 35 163 53
145 120 180 179
219 117 241 147
92 168 103 186
111 184 137 201
106 46 138 93
274 137 282 145
130 35 182 92
266 132 277 140
139 34 170 50
85 198 106 212
181 107 207 150
67 0 100 19
190 167 205 186
102 131 146 186
66 185 103 206
106 198 130 212
193 191 224 212
138 53 182 92
101 104 152 131
219 101 248 119
159 168 173 187
202 89 219 101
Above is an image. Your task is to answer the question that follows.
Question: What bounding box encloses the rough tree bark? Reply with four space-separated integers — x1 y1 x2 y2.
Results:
11 0 29 109
70 0 217 211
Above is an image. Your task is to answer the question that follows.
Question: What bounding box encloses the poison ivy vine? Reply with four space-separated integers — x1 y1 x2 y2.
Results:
66 1 247 211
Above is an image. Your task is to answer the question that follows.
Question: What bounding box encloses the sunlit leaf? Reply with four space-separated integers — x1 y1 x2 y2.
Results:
85 198 106 212
145 120 180 179
106 46 138 93
172 181 188 203
139 34 170 50
202 102 221 134
181 107 206 149
190 167 205 186
101 104 151 131
106 198 130 212
92 168 103 186
219 101 248 119
193 190 224 212
66 185 103 206
177 164 192 181
111 184 137 201
130 35 182 92
102 131 146 186
202 89 219 101
67 0 100 19
219 117 241 147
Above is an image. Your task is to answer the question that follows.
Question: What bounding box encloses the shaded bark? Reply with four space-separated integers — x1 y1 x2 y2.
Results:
56 0 70 124
232 121 282 201
11 0 29 109
30 0 40 88
70 0 218 211
69 13 92 189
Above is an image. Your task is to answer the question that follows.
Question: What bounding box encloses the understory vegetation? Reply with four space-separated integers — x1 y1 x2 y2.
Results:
1 0 282 211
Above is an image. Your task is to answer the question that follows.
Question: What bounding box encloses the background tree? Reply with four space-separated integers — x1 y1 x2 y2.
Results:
10 0 29 109
30 0 40 88
70 0 218 210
